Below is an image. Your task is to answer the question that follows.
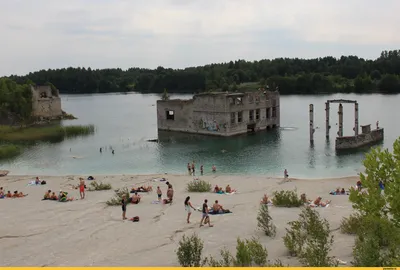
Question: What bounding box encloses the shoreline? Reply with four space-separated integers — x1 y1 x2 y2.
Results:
0 173 359 266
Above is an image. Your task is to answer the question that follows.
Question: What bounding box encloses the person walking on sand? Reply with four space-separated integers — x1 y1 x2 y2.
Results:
187 163 191 175
121 194 127 220
284 169 289 179
79 177 85 199
200 199 213 227
184 196 196 223
157 186 162 201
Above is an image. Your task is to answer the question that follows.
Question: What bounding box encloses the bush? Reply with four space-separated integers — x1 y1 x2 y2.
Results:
283 207 337 266
88 181 112 191
340 214 362 234
187 180 212 192
352 215 400 266
176 233 204 267
0 144 21 159
106 187 130 206
257 203 276 237
272 190 303 207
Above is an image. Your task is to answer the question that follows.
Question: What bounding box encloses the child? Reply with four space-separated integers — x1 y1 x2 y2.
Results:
157 186 162 201
122 194 127 220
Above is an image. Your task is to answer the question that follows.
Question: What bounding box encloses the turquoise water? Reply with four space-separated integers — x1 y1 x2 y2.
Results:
1 93 399 178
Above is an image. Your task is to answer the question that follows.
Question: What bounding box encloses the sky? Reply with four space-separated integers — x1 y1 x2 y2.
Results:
0 0 399 76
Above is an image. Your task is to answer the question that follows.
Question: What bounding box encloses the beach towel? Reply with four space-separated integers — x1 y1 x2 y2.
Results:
152 178 167 182
225 191 237 195
27 181 39 186
309 203 330 208
209 209 232 215
329 191 349 195
151 200 161 204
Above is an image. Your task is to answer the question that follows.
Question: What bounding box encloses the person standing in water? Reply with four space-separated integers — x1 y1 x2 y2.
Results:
79 177 85 199
100 147 102 153
187 163 191 175
284 169 289 179
212 165 216 172
157 186 162 201
184 196 196 223
121 194 127 220
200 165 204 176
191 162 195 176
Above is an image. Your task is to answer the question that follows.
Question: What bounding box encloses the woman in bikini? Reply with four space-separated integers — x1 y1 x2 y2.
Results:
184 196 196 223
79 178 85 199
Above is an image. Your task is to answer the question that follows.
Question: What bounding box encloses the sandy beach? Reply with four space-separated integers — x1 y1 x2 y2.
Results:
0 173 359 266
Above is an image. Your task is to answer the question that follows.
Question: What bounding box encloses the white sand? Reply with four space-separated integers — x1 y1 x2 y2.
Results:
0 174 358 266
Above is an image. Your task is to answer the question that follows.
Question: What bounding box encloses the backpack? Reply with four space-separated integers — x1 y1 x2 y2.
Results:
132 216 140 222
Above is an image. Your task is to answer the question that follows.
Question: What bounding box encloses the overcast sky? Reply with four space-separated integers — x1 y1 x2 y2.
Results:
1 0 399 76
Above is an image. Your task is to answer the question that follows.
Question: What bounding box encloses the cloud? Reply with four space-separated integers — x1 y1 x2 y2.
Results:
0 0 398 76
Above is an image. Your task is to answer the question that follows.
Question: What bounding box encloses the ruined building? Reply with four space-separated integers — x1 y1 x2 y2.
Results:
156 91 280 136
31 85 62 118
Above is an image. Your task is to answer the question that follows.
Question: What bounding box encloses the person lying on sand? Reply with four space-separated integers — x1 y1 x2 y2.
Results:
312 197 331 207
6 191 12 198
58 191 74 202
131 192 141 204
225 185 236 193
213 186 225 194
260 194 273 205
13 191 27 198
212 200 225 213
131 186 152 193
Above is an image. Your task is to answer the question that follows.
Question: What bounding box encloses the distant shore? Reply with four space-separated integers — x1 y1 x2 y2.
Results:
0 173 359 266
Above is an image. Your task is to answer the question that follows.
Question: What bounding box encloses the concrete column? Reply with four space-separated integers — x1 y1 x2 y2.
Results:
338 103 343 137
354 102 359 136
309 104 314 143
325 102 330 138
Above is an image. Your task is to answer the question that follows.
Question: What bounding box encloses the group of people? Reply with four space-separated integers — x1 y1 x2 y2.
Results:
184 197 227 227
0 187 27 198
187 162 217 176
43 190 75 202
260 193 331 207
213 184 236 194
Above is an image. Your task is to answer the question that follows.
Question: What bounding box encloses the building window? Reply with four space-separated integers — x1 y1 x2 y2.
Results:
166 110 175 120
256 109 260 120
249 110 254 121
266 108 270 119
238 111 243 123
272 107 277 118
230 112 236 125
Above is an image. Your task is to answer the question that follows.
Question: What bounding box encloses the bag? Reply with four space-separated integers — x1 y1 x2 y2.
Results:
132 216 140 222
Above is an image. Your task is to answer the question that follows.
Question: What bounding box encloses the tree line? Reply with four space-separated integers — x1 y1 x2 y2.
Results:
0 78 32 124
5 49 400 95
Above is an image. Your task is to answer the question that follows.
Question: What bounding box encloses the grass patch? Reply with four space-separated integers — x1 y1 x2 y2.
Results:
0 144 21 159
106 187 130 206
340 214 363 235
272 190 303 207
187 180 212 192
88 181 112 191
0 124 95 142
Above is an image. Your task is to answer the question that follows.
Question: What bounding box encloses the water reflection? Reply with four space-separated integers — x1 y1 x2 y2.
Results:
307 143 316 169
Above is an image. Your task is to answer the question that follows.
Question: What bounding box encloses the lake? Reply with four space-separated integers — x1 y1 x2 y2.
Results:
1 92 399 178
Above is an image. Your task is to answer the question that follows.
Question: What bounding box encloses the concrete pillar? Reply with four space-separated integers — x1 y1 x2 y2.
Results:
309 104 314 143
325 102 330 138
354 102 359 136
338 103 343 137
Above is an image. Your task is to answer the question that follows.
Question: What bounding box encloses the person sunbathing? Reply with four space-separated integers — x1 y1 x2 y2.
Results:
212 200 225 213
313 197 331 207
0 187 4 197
214 185 220 193
225 185 237 193
131 186 152 193
340 188 346 194
13 191 27 198
300 193 312 204
35 177 41 185
6 191 12 198
50 192 58 200
131 192 141 204
44 190 52 200
260 194 272 204
58 191 74 202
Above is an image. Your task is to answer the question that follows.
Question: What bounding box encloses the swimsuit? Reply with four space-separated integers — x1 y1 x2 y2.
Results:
158 193 162 198
79 183 85 192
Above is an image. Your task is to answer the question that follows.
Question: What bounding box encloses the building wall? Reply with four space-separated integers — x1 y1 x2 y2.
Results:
31 86 63 118
156 91 280 136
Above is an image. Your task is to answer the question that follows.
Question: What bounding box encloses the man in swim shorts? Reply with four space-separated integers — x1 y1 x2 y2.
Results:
200 199 213 227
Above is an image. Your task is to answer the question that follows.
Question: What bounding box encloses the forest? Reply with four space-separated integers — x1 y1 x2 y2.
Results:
5 49 400 95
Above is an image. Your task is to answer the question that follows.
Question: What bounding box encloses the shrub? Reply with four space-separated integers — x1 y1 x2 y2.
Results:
106 187 130 206
340 213 363 234
88 181 112 191
257 203 276 237
0 144 21 159
283 207 337 266
187 180 212 192
272 190 303 207
176 233 204 267
352 215 400 266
